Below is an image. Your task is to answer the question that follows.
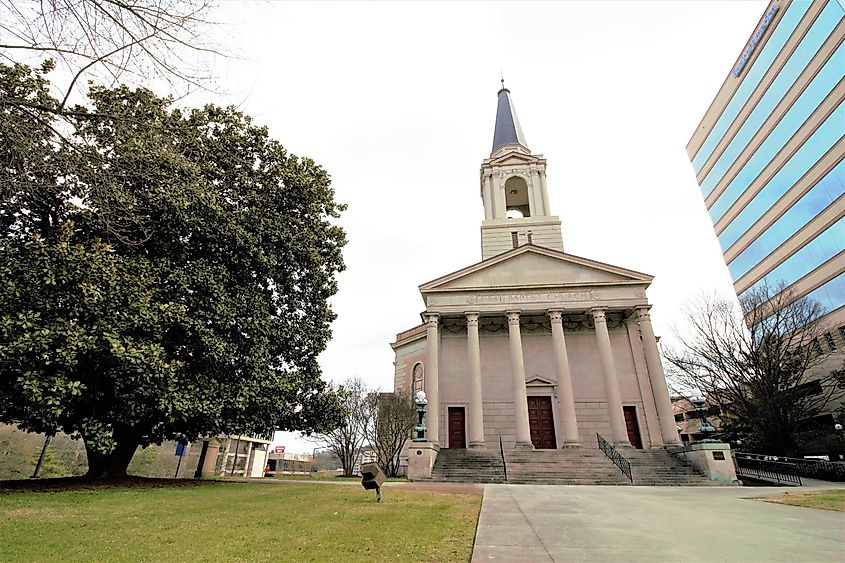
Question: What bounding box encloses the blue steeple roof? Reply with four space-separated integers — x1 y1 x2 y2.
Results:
492 84 527 153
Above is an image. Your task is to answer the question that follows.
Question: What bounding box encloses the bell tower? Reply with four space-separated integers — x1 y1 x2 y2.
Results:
480 83 564 260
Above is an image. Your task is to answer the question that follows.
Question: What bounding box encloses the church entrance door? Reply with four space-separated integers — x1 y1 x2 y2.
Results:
527 396 556 449
623 406 643 449
448 407 466 449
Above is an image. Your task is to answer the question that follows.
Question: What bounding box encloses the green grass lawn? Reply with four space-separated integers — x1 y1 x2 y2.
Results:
0 481 481 562
760 489 845 512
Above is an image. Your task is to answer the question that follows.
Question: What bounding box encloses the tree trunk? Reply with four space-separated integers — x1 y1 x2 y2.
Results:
84 429 141 480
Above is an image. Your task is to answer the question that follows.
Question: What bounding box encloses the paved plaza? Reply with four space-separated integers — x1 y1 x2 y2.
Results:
472 484 845 562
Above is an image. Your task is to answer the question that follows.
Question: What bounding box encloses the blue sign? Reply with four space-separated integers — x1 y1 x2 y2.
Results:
733 5 778 78
175 442 187 457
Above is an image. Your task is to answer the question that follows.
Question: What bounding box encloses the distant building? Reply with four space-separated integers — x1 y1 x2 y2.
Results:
671 397 723 444
266 451 313 476
353 446 376 476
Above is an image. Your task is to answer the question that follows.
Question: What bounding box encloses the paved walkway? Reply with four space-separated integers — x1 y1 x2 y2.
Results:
472 484 845 562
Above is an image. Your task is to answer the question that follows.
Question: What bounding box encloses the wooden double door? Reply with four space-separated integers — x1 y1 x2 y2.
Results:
528 396 557 449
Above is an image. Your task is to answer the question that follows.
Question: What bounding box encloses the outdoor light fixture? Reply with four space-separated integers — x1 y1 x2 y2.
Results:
413 391 428 442
690 395 718 443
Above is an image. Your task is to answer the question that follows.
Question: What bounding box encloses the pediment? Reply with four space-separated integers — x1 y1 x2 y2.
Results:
489 152 539 166
526 376 556 386
420 245 652 293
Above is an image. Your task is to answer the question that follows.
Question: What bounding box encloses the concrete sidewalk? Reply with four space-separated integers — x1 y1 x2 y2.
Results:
472 485 844 562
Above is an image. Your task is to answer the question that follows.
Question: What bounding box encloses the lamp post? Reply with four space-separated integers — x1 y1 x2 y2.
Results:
413 391 428 442
690 395 719 444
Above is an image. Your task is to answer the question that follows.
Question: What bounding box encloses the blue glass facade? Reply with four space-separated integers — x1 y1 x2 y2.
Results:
701 4 844 198
727 160 845 280
688 0 845 318
692 1 813 172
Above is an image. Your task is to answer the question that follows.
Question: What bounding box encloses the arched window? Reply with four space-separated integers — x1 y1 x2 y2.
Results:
505 176 530 218
412 362 424 393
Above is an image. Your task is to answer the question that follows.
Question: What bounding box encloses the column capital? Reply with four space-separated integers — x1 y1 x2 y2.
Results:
423 312 440 327
590 307 608 321
506 311 521 325
633 305 653 320
548 310 564 323
465 312 480 326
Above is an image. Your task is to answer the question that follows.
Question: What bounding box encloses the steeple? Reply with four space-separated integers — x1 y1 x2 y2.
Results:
479 81 564 260
492 80 528 153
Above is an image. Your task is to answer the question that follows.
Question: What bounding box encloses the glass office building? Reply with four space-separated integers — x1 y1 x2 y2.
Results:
687 0 844 333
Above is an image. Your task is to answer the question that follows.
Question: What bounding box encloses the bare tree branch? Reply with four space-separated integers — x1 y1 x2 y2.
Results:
0 0 223 103
662 282 845 456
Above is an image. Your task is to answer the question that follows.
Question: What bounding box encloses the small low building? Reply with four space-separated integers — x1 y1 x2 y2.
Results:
266 451 314 476
194 434 271 479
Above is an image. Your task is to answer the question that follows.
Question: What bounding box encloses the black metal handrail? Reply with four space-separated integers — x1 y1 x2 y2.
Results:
736 453 845 482
597 433 632 483
734 453 802 486
499 435 508 483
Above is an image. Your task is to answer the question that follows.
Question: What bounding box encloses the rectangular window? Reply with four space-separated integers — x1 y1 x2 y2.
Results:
792 380 822 399
825 332 836 350
811 338 823 356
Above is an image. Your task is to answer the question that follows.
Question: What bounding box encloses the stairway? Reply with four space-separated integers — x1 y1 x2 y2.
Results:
426 446 713 486
505 448 632 485
623 448 714 486
427 448 506 483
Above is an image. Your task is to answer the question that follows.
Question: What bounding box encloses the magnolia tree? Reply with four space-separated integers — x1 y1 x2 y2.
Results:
663 283 844 457
0 64 345 478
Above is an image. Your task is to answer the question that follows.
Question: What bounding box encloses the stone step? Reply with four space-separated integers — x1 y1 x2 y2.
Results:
426 446 713 486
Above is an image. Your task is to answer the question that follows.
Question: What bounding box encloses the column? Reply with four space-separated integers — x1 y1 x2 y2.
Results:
635 306 682 445
466 312 485 448
507 311 534 449
424 312 441 446
529 169 545 216
549 311 580 446
493 174 506 219
539 170 551 218
527 174 537 218
482 174 493 220
591 308 629 446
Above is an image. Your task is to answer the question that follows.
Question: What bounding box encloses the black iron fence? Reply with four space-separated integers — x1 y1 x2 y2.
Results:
597 433 632 484
734 453 801 486
736 452 845 482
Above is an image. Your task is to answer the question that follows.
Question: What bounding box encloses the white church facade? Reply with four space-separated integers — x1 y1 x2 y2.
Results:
391 85 681 454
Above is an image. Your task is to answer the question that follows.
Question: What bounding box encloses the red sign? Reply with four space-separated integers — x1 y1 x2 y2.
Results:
274 446 285 454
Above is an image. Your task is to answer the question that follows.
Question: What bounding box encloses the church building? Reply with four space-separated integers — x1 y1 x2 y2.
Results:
391 84 681 455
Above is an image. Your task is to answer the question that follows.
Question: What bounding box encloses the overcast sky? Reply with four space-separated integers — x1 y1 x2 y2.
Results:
199 1 767 452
